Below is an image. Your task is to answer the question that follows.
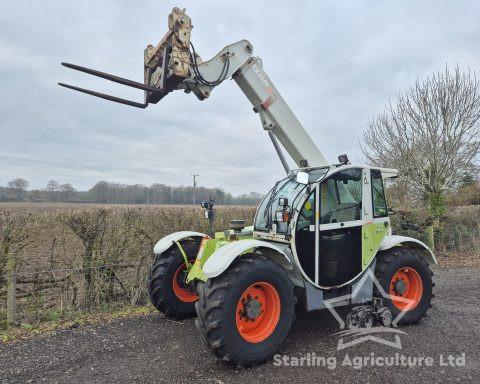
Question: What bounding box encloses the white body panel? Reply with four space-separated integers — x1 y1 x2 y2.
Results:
153 231 207 254
186 40 253 99
196 41 252 78
202 239 291 279
234 57 328 168
379 235 437 265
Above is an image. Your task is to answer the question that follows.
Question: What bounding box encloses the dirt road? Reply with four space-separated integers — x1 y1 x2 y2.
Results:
1 266 479 383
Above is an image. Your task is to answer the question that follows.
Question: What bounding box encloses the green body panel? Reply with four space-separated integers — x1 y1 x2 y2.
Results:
214 231 226 240
186 238 227 283
174 241 191 268
187 261 208 282
361 222 389 270
185 230 254 283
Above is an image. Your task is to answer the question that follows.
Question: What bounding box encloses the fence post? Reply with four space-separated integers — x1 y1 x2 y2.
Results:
426 225 435 251
6 251 16 327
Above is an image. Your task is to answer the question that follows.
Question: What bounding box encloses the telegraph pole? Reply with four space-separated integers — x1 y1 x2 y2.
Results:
191 173 199 207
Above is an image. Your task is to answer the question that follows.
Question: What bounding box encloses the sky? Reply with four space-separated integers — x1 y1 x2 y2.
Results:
1 0 479 195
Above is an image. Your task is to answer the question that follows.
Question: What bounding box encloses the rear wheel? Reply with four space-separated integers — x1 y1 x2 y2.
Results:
195 255 295 367
361 311 374 328
374 248 434 325
147 241 199 319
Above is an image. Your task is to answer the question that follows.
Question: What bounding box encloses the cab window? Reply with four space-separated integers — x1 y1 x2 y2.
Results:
371 169 388 218
297 191 315 231
320 168 362 224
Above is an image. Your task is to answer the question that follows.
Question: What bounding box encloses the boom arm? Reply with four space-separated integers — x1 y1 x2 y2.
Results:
233 54 328 169
59 7 328 170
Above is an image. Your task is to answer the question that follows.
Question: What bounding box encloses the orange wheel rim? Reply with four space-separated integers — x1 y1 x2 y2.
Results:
172 262 198 303
235 282 281 343
390 267 423 311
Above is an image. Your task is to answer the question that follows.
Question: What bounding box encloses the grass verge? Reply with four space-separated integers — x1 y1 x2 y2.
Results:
0 305 156 343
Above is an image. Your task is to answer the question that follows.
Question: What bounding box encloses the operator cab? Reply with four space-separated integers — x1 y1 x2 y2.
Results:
254 165 396 289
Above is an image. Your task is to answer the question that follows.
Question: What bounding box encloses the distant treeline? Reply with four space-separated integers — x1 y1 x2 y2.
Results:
0 179 264 206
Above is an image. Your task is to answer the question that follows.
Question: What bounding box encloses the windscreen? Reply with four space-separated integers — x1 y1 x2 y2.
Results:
254 168 328 233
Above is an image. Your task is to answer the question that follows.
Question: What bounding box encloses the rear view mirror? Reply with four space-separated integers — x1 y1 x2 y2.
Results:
296 171 309 185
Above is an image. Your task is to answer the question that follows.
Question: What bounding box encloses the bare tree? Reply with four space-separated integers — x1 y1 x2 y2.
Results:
46 180 59 201
59 183 76 201
361 66 480 214
0 210 34 281
57 209 109 307
7 178 29 201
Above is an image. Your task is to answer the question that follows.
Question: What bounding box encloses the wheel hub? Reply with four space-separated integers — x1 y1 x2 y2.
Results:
393 279 407 295
239 294 263 321
177 269 190 290
246 298 262 319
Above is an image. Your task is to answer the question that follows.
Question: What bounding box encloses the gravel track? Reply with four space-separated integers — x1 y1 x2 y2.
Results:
1 266 479 383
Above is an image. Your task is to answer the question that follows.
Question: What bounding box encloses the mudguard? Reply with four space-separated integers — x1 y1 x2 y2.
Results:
153 231 208 255
202 239 292 279
379 235 437 265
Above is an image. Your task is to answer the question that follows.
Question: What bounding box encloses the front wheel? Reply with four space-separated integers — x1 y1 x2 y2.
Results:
195 255 295 367
147 241 199 319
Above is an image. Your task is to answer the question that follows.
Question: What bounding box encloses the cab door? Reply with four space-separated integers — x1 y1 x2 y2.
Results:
362 169 391 267
317 168 364 287
294 185 318 283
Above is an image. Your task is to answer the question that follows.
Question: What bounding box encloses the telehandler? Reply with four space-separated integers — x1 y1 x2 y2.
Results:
60 7 435 366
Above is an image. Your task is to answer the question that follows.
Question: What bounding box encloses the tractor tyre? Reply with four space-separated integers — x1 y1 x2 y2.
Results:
147 241 199 319
377 307 393 327
360 311 374 328
374 248 434 326
346 312 360 330
195 255 295 367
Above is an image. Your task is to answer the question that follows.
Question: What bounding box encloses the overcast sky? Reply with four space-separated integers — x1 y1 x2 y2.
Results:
1 1 479 195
